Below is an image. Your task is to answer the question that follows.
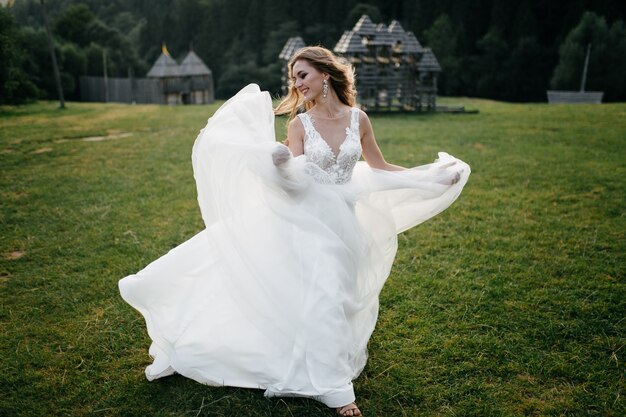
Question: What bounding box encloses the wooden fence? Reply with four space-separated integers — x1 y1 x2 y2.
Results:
80 76 162 104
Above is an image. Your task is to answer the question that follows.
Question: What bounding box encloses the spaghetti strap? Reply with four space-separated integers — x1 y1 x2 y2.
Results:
349 108 360 134
297 113 315 142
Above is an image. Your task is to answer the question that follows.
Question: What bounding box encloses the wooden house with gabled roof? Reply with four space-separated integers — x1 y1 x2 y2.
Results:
400 31 423 54
146 45 214 105
417 49 442 72
147 46 183 104
415 49 441 109
147 50 181 78
179 50 215 104
333 15 441 111
335 31 369 55
278 16 442 111
352 14 377 36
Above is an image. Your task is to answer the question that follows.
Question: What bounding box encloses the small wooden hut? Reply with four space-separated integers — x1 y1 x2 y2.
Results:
146 45 214 105
179 50 215 104
147 48 183 105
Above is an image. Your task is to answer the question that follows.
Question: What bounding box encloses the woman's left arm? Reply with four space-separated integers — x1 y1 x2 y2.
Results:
359 111 406 171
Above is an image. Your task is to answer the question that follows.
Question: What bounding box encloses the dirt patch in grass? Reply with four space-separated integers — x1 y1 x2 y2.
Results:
81 132 133 142
32 147 53 154
4 250 25 260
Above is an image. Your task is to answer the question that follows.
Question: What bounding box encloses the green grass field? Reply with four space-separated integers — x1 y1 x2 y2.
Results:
1 97 624 416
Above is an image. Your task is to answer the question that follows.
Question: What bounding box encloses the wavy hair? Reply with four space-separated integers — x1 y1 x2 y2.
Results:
274 46 357 121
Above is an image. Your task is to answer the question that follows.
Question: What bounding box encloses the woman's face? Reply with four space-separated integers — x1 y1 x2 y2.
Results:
292 59 327 102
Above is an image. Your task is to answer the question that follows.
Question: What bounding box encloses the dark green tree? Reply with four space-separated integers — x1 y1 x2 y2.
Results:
0 7 39 104
424 14 462 96
8 0 626 102
54 3 96 47
262 20 299 64
55 4 146 77
111 11 136 34
471 28 509 99
59 42 87 99
216 62 263 98
344 3 382 29
502 36 552 101
18 26 79 100
19 27 51 96
41 0 65 108
172 0 206 53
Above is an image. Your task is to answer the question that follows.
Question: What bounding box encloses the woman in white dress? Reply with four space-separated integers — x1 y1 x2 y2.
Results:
119 46 469 416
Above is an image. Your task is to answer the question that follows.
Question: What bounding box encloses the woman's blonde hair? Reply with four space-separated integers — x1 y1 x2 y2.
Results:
274 46 357 121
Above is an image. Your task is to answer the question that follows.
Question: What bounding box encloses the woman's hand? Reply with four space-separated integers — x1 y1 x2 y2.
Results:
272 143 292 166
436 161 462 185
447 171 461 185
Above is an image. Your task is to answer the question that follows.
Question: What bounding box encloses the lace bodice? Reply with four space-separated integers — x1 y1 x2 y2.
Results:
298 108 362 184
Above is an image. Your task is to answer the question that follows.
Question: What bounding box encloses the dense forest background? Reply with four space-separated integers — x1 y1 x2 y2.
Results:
1 0 625 103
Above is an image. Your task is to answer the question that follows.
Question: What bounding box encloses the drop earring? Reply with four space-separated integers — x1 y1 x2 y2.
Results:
323 79 329 99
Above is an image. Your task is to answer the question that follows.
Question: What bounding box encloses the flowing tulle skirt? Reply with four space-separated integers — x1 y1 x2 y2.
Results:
119 84 470 407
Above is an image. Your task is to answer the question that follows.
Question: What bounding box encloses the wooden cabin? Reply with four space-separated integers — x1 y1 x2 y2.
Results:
146 49 183 105
179 50 215 104
334 15 441 111
278 15 442 111
146 47 215 105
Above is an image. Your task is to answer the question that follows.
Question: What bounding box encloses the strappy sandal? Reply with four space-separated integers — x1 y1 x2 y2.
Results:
336 402 362 416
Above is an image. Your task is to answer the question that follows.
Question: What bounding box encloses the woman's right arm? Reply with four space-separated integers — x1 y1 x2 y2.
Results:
360 110 405 171
273 117 304 167
286 117 304 157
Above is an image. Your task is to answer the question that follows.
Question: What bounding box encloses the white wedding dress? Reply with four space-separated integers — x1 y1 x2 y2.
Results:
119 84 470 407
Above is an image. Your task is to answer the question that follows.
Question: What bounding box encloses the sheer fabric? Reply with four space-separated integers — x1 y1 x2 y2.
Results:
119 84 470 407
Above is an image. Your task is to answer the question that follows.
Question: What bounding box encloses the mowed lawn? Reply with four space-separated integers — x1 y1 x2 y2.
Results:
1 96 624 416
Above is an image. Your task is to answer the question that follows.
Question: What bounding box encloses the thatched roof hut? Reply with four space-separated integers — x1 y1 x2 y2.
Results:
147 49 181 78
179 50 212 77
145 46 214 104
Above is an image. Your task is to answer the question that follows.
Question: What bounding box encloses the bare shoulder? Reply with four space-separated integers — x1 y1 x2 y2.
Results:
286 116 305 152
355 107 369 120
356 108 373 134
288 115 304 132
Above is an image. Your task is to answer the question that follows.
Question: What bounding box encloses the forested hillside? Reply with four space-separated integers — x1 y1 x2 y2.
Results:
2 0 626 103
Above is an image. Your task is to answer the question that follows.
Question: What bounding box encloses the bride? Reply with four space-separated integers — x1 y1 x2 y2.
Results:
119 46 469 416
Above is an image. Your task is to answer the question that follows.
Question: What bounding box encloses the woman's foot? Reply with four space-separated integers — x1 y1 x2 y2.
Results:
336 402 362 416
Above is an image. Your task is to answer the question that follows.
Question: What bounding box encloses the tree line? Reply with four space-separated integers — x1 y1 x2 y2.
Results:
1 0 625 104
